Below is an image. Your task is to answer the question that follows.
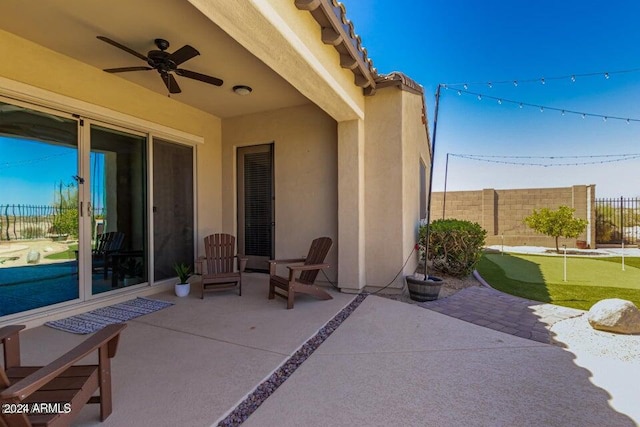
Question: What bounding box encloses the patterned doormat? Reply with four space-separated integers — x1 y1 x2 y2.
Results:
45 297 174 334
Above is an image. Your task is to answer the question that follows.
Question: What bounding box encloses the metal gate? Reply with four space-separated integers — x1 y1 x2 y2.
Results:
595 197 640 245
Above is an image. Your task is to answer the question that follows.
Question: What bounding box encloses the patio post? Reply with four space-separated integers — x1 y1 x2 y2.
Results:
337 119 366 290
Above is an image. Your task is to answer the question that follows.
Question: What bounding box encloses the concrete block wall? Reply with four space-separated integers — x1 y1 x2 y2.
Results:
430 185 596 248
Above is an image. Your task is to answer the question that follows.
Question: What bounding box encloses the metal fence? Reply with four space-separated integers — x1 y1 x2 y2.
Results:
1 204 70 241
595 197 640 245
0 204 105 241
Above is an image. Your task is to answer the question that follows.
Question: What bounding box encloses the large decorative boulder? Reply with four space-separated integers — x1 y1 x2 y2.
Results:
26 250 41 264
587 299 640 334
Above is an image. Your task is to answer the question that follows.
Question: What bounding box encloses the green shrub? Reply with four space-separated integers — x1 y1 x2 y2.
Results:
419 219 487 277
51 181 79 238
51 208 78 238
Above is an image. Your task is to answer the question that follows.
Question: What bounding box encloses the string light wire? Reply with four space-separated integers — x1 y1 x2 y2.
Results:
0 152 74 169
442 67 640 88
448 87 640 123
449 153 640 167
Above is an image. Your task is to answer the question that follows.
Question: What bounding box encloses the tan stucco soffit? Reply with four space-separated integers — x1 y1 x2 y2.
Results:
187 0 364 121
295 0 376 93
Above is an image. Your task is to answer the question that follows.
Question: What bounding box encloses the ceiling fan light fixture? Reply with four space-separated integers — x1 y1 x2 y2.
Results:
233 85 253 96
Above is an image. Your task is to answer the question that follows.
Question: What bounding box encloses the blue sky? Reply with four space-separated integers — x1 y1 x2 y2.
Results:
0 137 104 207
0 137 77 205
341 0 640 197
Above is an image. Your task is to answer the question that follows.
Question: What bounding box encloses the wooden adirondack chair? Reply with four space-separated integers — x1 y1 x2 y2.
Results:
268 237 333 309
196 234 248 298
0 323 126 427
93 232 125 279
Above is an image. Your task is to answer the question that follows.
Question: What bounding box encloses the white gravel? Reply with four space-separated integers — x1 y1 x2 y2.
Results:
551 315 640 422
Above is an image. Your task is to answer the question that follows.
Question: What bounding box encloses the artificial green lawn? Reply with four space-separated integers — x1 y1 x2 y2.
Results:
44 243 78 260
476 253 640 311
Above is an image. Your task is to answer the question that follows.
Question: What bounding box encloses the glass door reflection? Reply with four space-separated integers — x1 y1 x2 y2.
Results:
0 101 80 316
89 125 147 294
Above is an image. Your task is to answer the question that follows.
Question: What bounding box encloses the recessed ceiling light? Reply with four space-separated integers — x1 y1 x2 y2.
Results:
233 85 252 95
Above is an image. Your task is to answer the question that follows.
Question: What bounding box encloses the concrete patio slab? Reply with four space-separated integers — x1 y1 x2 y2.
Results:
9 273 355 426
7 278 637 426
135 273 355 355
245 296 637 427
314 292 543 355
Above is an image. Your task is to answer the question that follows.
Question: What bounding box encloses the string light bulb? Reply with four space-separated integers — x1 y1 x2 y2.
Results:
605 72 610 79
541 77 545 85
561 110 565 116
582 113 586 119
488 82 493 88
513 80 518 87
457 90 462 96
603 116 608 122
497 99 502 105
477 94 482 100
463 84 468 90
571 75 576 82
540 106 544 112
519 103 523 109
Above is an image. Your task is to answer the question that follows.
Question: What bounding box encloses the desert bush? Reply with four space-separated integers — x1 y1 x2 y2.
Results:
51 181 79 238
419 219 487 277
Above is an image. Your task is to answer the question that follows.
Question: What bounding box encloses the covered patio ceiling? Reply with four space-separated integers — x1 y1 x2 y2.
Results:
0 0 311 118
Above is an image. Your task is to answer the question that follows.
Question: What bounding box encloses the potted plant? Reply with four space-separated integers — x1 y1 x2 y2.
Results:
173 262 192 297
407 219 487 302
406 222 444 302
405 272 443 302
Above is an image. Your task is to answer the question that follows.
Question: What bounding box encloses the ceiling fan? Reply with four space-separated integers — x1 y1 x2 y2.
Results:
97 36 223 94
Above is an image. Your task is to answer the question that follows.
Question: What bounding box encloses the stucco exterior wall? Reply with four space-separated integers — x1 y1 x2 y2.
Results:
221 104 338 279
364 86 429 289
364 88 403 287
0 29 223 254
430 185 596 248
401 90 431 279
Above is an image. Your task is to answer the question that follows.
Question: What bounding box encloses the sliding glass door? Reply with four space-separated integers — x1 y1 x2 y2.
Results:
0 97 193 319
88 124 148 294
0 100 80 316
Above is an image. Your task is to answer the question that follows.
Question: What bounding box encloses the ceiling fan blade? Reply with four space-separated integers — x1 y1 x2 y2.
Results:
97 36 148 62
176 69 223 86
161 73 182 94
169 45 200 66
104 66 153 73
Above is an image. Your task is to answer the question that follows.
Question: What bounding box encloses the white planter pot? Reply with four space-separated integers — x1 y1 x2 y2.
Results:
175 282 190 297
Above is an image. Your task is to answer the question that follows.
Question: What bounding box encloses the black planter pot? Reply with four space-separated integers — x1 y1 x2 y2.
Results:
406 275 444 302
